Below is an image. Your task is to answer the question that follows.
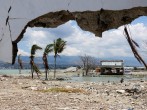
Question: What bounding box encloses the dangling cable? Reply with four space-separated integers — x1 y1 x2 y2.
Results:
123 25 147 69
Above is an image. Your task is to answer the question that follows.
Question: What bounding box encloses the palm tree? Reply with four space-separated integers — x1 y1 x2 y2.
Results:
30 44 42 79
53 38 66 78
43 44 53 80
18 54 23 74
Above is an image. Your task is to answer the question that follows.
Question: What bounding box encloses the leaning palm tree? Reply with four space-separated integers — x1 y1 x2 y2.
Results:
53 38 66 78
43 44 53 80
18 54 23 74
30 44 42 79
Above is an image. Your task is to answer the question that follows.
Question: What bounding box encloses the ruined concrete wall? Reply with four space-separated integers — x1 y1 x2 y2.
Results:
13 7 147 64
74 7 147 36
0 0 147 64
19 7 147 39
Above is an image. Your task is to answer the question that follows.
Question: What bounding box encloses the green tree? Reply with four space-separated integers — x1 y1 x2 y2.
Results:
30 44 42 79
43 44 53 80
53 38 66 78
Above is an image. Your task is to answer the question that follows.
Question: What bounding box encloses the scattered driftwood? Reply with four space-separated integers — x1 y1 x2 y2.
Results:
21 86 31 89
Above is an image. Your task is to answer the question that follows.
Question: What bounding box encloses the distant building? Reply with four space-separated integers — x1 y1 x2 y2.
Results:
136 67 146 70
63 67 78 73
100 60 124 75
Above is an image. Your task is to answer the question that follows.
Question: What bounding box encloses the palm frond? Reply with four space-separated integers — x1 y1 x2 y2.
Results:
58 41 66 53
54 38 66 53
44 44 53 55
31 44 42 55
53 40 58 55
132 39 140 48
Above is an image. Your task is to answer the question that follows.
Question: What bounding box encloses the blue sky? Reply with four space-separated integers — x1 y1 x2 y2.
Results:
132 16 147 25
18 16 147 59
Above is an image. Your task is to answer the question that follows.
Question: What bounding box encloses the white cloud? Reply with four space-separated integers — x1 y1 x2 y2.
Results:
61 46 81 56
17 49 30 56
18 20 147 59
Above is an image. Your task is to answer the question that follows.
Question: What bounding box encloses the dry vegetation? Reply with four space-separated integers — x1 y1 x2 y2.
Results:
38 87 88 94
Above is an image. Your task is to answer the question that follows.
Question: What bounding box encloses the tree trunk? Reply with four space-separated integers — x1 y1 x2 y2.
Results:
82 71 85 76
45 57 48 80
83 63 85 76
85 68 89 76
31 65 33 79
54 56 56 79
30 59 34 79
45 69 48 80
85 63 89 76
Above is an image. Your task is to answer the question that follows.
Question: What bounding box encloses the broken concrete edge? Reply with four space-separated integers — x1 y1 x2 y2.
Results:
12 7 147 64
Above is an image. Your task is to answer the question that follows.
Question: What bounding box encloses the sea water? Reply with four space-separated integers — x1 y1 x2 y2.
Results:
0 69 147 82
0 69 31 76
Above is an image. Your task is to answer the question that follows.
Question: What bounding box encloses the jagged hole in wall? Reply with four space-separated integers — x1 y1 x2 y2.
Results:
13 8 147 63
18 20 99 58
17 16 147 66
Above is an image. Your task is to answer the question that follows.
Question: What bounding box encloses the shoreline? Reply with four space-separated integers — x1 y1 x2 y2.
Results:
0 70 147 84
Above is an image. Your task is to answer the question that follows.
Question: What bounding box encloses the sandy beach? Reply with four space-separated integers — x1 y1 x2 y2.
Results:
0 73 147 110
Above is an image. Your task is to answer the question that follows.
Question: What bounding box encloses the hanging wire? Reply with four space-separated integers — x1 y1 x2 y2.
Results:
127 25 132 39
123 25 132 40
128 24 140 48
123 25 126 37
123 25 147 68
